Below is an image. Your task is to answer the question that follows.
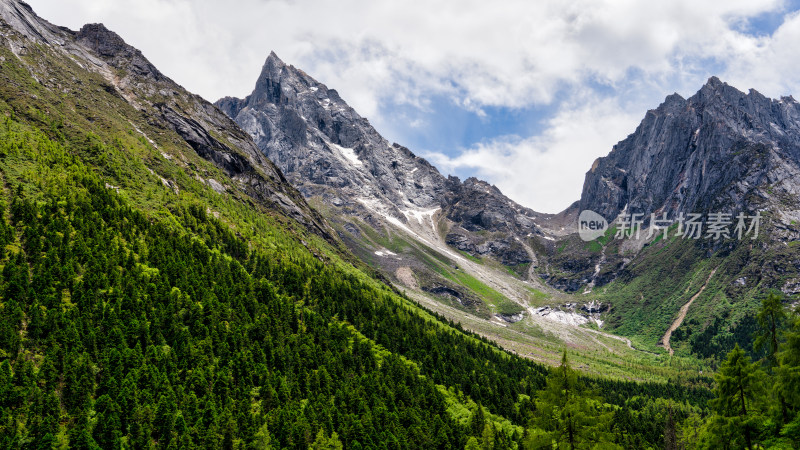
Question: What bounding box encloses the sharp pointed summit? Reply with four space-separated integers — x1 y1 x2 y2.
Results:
215 52 552 307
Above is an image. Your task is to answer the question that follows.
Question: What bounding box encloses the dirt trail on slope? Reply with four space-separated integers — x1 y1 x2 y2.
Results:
660 268 717 356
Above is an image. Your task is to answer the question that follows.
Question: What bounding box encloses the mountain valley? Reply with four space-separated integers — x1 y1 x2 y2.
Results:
1 0 800 447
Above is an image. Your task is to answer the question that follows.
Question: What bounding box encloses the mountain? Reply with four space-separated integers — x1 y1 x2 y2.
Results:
216 53 592 328
0 1 334 241
216 52 551 264
580 76 800 225
216 52 446 214
567 77 800 290
549 78 800 356
544 78 800 291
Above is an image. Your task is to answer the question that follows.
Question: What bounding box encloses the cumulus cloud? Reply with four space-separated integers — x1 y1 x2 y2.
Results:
426 92 643 213
722 10 800 97
29 0 789 112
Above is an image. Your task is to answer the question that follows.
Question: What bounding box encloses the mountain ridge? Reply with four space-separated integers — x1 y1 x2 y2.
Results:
6 2 798 448
579 76 800 227
0 2 337 243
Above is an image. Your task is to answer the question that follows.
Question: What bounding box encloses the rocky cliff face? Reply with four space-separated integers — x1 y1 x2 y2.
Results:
543 77 800 295
217 52 446 211
442 177 541 266
0 0 332 240
216 53 546 270
579 77 800 224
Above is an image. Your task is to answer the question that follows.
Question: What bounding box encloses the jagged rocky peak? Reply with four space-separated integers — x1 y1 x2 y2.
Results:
75 23 164 80
579 76 800 222
215 50 449 210
246 51 298 109
216 51 549 271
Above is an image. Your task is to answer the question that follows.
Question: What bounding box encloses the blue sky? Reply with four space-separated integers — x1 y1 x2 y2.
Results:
28 0 800 212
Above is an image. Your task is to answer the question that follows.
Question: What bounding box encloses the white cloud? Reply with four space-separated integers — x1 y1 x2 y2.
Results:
722 11 800 98
27 0 788 111
426 93 642 213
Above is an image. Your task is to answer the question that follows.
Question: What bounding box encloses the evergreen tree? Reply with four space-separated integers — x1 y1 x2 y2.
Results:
464 436 481 450
310 429 344 449
93 394 122 448
754 291 787 368
252 422 273 450
776 310 800 442
664 404 678 450
703 344 766 449
528 351 618 449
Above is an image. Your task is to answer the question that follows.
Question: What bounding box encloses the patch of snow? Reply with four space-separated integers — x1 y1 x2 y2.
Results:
374 249 398 257
384 215 415 235
528 306 589 326
357 198 465 263
331 143 362 167
401 207 440 238
309 86 318 92
402 208 439 227
543 236 555 241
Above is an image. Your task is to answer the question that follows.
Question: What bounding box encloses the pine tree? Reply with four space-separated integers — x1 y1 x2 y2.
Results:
776 311 800 432
754 292 787 368
470 403 487 437
93 395 122 448
464 436 481 450
0 360 13 408
704 344 766 449
310 429 344 450
529 350 619 449
664 404 678 450
252 422 273 450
